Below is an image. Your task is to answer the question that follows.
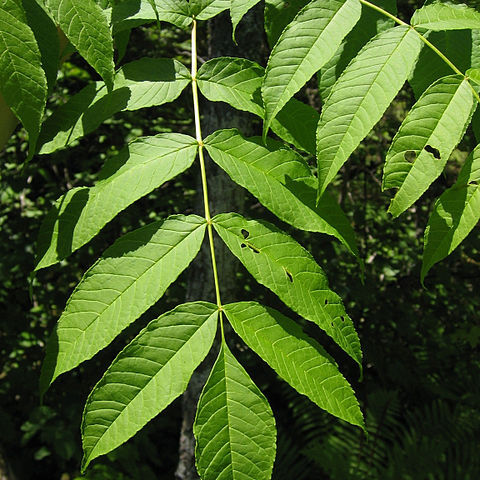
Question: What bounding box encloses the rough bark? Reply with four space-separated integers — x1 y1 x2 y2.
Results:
175 7 267 480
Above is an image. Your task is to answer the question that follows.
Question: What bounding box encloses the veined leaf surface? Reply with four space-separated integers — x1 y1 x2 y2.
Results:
383 75 475 217
206 130 359 257
0 0 47 152
111 0 192 32
44 0 115 89
224 302 364 428
422 146 480 281
411 2 480 31
189 0 229 20
262 0 361 135
213 213 362 365
316 26 422 197
197 57 319 154
194 340 276 480
319 0 396 101
38 58 191 154
35 133 198 270
39 215 207 395
23 0 60 92
82 302 218 470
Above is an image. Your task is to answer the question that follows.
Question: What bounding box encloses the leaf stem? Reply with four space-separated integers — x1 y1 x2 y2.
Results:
359 0 480 103
191 20 223 314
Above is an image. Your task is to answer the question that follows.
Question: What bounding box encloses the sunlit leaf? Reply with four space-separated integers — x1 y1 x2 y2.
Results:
422 145 480 281
82 302 218 469
0 0 47 152
214 213 362 366
44 0 115 89
262 0 361 136
205 130 359 257
40 215 207 395
38 58 191 154
316 26 422 197
383 75 475 217
194 340 276 480
411 2 480 31
224 302 364 428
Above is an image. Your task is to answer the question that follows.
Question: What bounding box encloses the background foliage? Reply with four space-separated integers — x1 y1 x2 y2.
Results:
1 0 480 478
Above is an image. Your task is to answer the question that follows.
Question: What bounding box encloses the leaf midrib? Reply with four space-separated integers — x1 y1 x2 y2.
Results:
86 309 217 459
59 220 206 359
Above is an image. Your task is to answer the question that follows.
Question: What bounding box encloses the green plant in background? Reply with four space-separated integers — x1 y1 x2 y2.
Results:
2 0 480 478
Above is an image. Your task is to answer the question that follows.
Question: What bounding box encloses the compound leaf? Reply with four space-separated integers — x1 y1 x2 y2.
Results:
262 0 361 136
194 340 276 480
384 75 475 217
35 133 198 270
316 26 422 198
82 302 218 470
45 0 115 89
197 56 318 154
38 58 191 154
213 213 362 366
224 301 364 428
422 145 480 281
411 2 480 31
0 0 47 153
40 215 207 395
206 130 359 257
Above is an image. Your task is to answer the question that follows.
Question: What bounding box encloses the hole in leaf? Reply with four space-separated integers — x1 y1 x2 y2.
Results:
285 270 293 282
324 299 328 305
340 316 345 322
404 150 417 163
331 322 335 327
240 243 247 248
425 144 440 159
248 244 260 254
241 229 249 239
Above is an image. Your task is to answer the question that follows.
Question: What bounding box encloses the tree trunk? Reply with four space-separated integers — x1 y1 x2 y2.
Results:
175 7 267 480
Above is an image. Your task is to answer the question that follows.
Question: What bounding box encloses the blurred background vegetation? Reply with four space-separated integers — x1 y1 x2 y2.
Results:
1 0 480 478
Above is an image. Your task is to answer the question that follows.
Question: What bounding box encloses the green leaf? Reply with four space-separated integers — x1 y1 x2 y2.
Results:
22 0 60 92
316 26 422 198
194 340 276 480
197 57 319 154
231 0 261 40
264 0 310 47
205 130 359 257
35 133 198 270
44 0 115 89
383 75 475 217
224 302 364 428
38 58 191 154
82 302 218 470
0 0 47 152
213 213 362 366
409 30 472 98
472 29 480 69
262 0 361 136
189 0 229 20
39 215 207 395
422 146 480 281
111 0 192 32
319 0 397 101
467 67 480 85
411 2 480 31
